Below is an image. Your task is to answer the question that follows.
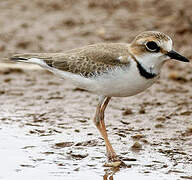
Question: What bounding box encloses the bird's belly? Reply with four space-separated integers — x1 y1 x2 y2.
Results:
48 65 158 97
87 68 158 97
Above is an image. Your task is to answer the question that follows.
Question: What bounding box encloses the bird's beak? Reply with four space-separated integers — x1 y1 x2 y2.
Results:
166 50 190 62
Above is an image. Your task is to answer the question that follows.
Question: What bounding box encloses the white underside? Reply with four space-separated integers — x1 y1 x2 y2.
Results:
22 58 158 97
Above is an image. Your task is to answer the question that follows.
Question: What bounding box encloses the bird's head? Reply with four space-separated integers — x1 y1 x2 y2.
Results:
129 31 189 74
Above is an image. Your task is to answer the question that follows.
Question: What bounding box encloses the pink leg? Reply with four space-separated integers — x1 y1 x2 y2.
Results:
94 96 119 161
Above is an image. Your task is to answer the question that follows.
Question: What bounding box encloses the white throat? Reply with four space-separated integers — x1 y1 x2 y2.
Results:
136 53 165 75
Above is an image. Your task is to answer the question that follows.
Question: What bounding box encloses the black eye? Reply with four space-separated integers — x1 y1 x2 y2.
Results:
146 41 159 52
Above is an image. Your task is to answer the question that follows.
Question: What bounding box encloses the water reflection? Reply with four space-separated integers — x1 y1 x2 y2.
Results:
103 173 114 180
103 167 119 180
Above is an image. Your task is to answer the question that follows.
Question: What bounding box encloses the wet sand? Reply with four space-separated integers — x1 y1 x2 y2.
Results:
0 0 192 179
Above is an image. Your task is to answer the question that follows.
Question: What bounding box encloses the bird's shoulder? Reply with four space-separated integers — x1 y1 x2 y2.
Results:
51 42 131 68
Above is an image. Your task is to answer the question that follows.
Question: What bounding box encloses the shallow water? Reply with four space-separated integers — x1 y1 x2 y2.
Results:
0 122 191 180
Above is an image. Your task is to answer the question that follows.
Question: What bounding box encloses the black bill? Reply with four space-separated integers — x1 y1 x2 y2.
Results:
166 50 189 62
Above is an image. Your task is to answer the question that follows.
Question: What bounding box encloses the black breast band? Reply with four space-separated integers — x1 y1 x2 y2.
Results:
128 50 157 79
136 61 157 79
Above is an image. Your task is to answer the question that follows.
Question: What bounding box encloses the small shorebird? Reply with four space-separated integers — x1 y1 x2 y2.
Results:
11 31 189 166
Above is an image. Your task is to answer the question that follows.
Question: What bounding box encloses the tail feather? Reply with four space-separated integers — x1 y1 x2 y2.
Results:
10 57 28 61
10 53 44 62
10 53 54 67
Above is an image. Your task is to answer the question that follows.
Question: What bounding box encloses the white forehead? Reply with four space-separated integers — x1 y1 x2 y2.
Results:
159 38 173 52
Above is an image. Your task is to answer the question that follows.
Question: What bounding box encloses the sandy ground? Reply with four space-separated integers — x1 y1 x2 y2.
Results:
0 0 192 179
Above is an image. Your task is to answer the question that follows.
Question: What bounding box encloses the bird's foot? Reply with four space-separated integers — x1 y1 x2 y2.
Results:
104 154 127 167
104 160 123 167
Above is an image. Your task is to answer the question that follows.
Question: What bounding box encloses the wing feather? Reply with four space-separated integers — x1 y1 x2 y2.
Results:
11 43 131 77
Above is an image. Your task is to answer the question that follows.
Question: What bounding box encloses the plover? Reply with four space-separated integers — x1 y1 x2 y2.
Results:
11 31 189 166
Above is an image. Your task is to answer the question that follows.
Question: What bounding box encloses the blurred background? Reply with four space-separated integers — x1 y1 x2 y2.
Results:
0 0 192 180
0 0 192 57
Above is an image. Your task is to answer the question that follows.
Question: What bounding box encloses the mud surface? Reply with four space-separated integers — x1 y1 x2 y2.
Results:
0 0 192 179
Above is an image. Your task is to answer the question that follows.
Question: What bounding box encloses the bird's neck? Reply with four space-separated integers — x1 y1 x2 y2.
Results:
135 60 157 79
128 49 160 79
